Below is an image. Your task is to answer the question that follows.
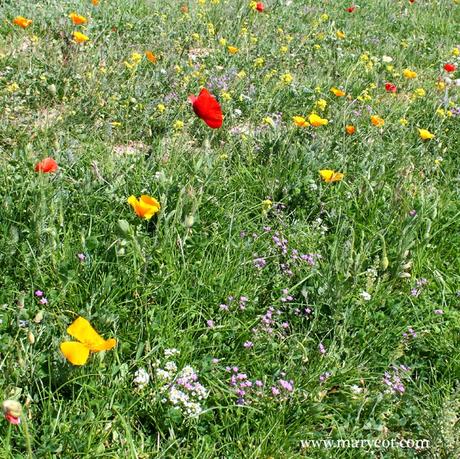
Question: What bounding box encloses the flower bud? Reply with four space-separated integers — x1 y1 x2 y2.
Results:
2 400 22 425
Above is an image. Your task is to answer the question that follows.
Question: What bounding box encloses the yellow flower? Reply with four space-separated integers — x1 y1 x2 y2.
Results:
309 114 328 127
191 33 200 41
320 14 329 21
227 46 239 54
157 103 166 113
173 120 184 130
254 57 265 67
128 195 161 220
330 87 346 97
73 31 89 44
263 117 274 127
436 108 446 118
370 115 384 127
436 80 446 91
319 170 344 183
221 91 232 101
69 12 87 25
237 70 247 79
399 118 408 126
262 199 273 213
336 31 346 40
453 47 460 57
414 88 426 98
13 16 32 28
292 116 310 127
403 69 417 79
130 52 142 64
6 82 19 93
280 46 288 53
315 99 327 111
60 317 116 366
313 44 321 50
418 128 434 140
280 73 293 85
219 38 227 46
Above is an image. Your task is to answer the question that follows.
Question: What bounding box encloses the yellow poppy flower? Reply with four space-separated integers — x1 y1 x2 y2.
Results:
69 12 87 25
293 116 310 127
370 115 385 127
418 128 434 140
319 170 344 183
73 31 89 44
60 317 116 366
227 46 239 54
330 87 346 97
128 195 161 220
13 16 32 28
309 113 328 127
336 31 346 39
403 69 417 79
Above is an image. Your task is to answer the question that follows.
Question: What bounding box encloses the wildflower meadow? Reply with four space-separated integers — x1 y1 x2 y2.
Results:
1 0 459 457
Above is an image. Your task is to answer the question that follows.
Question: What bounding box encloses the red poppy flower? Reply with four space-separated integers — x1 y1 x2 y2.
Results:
443 63 456 73
256 2 265 12
385 83 397 93
35 157 58 173
345 5 356 12
188 88 223 129
409 0 415 3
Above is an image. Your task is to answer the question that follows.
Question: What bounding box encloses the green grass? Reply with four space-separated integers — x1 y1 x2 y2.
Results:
0 0 459 457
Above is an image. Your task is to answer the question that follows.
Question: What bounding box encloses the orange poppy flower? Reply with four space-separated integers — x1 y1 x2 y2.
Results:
370 115 384 127
13 16 32 28
331 87 346 97
60 317 116 366
128 195 161 220
145 51 157 63
345 125 356 135
69 13 87 25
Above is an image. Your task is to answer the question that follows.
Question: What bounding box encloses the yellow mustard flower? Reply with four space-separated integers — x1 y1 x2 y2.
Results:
315 99 327 111
280 73 293 85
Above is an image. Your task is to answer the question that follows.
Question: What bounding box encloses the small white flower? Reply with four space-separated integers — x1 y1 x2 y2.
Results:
351 385 363 394
133 368 150 389
360 291 372 301
382 55 393 63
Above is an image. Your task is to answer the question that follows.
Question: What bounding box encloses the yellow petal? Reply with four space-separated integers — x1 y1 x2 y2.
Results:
60 341 90 366
66 317 116 352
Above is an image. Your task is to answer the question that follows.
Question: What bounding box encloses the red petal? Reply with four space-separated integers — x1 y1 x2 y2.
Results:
192 88 223 129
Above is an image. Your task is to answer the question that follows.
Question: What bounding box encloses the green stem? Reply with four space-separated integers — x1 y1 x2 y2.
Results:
22 415 33 459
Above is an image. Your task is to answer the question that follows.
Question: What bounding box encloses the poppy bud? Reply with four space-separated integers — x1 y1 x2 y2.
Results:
184 215 195 228
2 400 22 425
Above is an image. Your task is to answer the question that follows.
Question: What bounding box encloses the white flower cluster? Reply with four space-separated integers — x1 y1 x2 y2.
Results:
133 368 150 389
156 350 208 418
